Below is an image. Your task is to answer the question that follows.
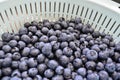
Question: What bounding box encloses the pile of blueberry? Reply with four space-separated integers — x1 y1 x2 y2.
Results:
0 17 120 80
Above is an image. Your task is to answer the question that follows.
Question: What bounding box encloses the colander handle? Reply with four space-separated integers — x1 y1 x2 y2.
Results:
89 0 120 13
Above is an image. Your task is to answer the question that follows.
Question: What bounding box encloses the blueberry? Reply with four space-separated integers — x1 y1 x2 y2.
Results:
55 66 64 75
49 36 57 41
12 52 21 60
52 75 64 80
105 62 116 73
47 29 56 36
11 61 19 69
37 54 45 63
11 47 19 53
48 60 58 70
59 55 69 66
67 63 74 71
0 59 3 68
19 27 28 35
69 55 75 62
96 62 104 71
92 31 100 38
22 47 30 57
64 68 71 79
74 75 83 80
41 27 49 34
43 77 49 80
37 64 47 74
87 73 99 80
42 43 52 56
112 72 120 80
69 42 77 50
30 48 40 56
24 22 31 27
63 47 73 57
34 42 45 49
11 69 21 77
18 41 26 49
91 45 100 52
53 42 60 50
73 58 82 68
8 40 17 47
99 51 109 60
54 24 61 30
82 48 89 55
102 38 110 45
72 72 77 79
99 44 107 50
20 57 28 62
61 21 68 28
1 76 10 80
86 50 98 61
2 45 11 53
21 71 28 78
44 69 54 78
0 50 5 58
13 35 20 41
85 61 96 70
2 57 12 67
28 26 37 33
77 68 86 77
19 61 28 71
28 68 38 77
55 30 61 37
27 58 37 68
35 30 43 37
74 51 81 58
55 49 63 58
31 21 38 26
67 34 76 42
0 40 3 48
39 35 48 42
43 22 51 28
2 32 13 42
10 76 22 80
47 52 54 59
21 34 31 43
59 33 68 41
23 77 32 80
34 75 42 80
60 41 68 49
116 63 120 71
59 17 65 21
31 35 38 43
115 42 120 52
0 69 2 77
2 67 12 76
75 17 82 24
98 70 109 80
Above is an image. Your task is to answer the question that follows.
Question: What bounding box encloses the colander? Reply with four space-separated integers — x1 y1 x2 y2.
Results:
0 0 120 42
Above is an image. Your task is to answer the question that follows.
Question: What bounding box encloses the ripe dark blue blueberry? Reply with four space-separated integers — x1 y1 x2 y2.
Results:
30 48 40 57
74 75 83 80
18 41 26 49
96 62 104 71
85 61 96 70
11 69 21 77
19 61 28 71
39 35 48 42
55 49 63 58
98 70 109 80
12 52 21 60
37 54 45 63
63 47 73 57
44 69 54 78
21 71 28 78
28 68 38 77
48 60 58 70
2 67 12 76
59 55 69 66
60 41 68 49
2 45 11 53
55 66 64 75
27 58 37 68
21 34 31 43
19 27 28 35
22 47 30 57
0 50 5 58
87 72 99 80
37 63 47 74
1 76 10 80
86 50 98 61
12 61 19 69
105 62 116 73
2 32 13 42
2 57 12 67
28 26 37 33
64 68 72 79
73 58 82 68
42 43 52 56
77 68 86 77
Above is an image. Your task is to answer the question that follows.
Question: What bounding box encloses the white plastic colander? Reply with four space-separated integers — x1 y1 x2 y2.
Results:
0 0 120 42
